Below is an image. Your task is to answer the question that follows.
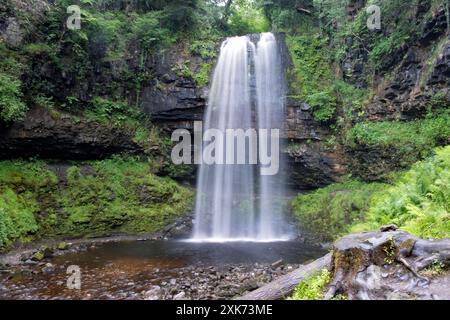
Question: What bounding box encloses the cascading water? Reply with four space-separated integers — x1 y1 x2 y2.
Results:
255 33 286 240
193 33 290 242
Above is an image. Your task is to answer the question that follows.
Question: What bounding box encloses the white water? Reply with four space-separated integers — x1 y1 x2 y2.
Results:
193 33 289 242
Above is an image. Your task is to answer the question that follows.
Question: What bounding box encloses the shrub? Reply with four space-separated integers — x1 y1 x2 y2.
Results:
0 73 27 122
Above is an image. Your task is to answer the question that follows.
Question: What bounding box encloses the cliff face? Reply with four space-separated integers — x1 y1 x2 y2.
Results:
0 106 143 159
0 1 448 189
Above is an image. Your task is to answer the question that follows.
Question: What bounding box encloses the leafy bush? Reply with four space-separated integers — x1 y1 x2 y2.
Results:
352 146 450 239
306 91 337 123
292 179 387 241
85 97 147 129
0 73 27 122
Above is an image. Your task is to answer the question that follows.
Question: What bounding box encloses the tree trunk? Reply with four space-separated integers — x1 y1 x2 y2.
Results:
221 0 234 25
237 253 332 300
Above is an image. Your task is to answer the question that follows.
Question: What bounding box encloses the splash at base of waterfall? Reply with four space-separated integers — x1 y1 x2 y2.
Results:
185 236 292 244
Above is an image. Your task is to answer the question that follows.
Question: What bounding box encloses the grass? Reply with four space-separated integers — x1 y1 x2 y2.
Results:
0 157 194 251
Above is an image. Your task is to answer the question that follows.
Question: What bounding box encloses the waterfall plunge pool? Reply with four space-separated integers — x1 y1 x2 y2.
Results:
0 240 326 300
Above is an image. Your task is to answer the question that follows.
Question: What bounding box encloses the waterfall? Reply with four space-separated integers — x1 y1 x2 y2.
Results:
255 33 286 240
193 33 290 242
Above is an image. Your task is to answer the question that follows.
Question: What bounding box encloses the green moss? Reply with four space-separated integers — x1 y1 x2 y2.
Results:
0 157 194 251
58 156 194 237
288 269 331 300
0 188 39 250
292 179 387 242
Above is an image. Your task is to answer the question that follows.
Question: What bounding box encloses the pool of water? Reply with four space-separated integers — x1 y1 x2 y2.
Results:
0 240 325 300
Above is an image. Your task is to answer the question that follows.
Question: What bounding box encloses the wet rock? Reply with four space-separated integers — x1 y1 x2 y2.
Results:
0 107 143 160
173 291 186 300
31 251 45 262
143 285 162 300
57 242 69 250
41 263 55 274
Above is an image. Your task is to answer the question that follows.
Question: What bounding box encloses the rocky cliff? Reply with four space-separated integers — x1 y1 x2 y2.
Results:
0 0 448 189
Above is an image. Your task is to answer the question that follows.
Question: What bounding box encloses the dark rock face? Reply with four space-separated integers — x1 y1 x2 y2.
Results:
283 142 347 190
140 43 210 131
0 0 49 47
366 10 449 121
0 107 143 159
342 4 449 121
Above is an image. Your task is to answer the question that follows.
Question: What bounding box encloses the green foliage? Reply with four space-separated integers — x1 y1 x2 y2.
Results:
421 260 446 277
84 97 150 131
292 179 387 241
264 0 318 33
173 60 212 87
0 73 27 122
352 146 450 239
289 269 331 300
346 114 450 161
286 35 337 122
367 0 421 69
190 40 217 59
0 157 194 251
333 80 369 128
59 156 194 237
130 11 176 53
0 189 39 250
226 0 270 35
0 160 57 250
306 91 337 122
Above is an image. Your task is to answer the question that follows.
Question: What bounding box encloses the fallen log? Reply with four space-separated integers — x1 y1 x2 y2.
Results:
237 253 332 300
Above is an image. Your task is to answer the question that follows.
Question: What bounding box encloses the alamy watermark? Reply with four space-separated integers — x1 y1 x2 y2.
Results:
367 5 381 31
66 265 81 290
171 121 280 176
66 5 81 30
